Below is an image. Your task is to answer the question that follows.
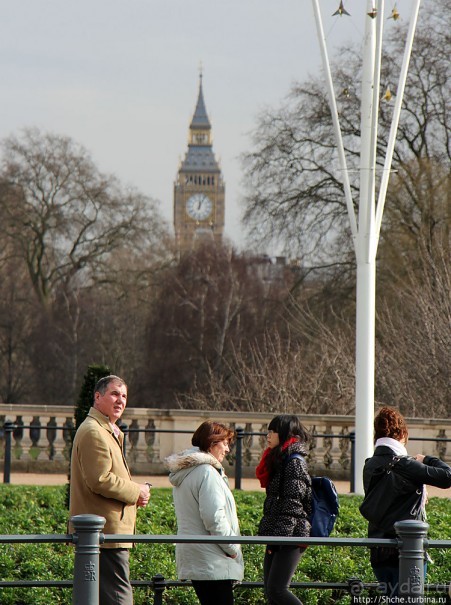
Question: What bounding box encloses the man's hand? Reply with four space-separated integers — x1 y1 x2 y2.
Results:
136 483 151 507
415 454 425 463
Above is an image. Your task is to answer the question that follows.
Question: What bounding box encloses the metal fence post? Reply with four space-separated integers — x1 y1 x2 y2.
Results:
235 427 244 490
349 431 355 493
119 422 128 457
3 421 16 484
71 514 106 605
152 573 166 605
395 519 429 603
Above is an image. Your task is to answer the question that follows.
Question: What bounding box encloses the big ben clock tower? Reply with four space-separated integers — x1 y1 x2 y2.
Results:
174 72 225 252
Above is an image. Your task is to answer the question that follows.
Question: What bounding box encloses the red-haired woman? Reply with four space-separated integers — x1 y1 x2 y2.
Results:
165 421 244 605
363 406 451 597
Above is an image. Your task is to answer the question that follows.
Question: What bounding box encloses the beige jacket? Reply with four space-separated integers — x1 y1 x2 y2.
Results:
69 407 141 548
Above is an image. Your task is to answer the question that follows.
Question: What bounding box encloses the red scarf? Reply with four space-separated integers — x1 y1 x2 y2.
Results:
255 437 299 488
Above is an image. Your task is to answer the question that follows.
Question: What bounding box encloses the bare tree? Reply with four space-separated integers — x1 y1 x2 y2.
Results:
0 128 168 306
144 243 292 405
241 0 450 265
19 226 175 405
0 258 37 402
378 158 450 276
0 127 172 403
178 242 450 418
233 2 450 421
178 307 357 415
376 242 451 418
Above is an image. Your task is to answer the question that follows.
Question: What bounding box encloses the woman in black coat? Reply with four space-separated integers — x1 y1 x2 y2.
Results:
362 406 451 597
256 414 312 605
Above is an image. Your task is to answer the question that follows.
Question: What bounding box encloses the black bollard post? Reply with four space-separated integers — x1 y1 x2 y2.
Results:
3 421 16 484
152 574 166 605
71 514 106 605
349 431 355 493
235 427 244 490
395 519 429 603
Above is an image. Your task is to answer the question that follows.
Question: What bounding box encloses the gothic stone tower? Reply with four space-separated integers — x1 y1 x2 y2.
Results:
173 74 225 252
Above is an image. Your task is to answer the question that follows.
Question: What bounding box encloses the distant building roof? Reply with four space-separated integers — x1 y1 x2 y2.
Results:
180 145 220 173
180 74 220 174
190 74 211 130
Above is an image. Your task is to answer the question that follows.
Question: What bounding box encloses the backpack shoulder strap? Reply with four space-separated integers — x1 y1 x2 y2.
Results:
279 452 306 496
285 453 305 464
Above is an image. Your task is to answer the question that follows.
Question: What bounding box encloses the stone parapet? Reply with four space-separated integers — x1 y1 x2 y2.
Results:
0 405 449 479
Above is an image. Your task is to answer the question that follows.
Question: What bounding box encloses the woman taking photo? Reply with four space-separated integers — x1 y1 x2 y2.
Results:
362 406 451 597
165 421 244 605
256 414 312 605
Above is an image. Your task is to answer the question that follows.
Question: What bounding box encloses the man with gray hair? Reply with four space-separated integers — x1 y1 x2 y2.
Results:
69 375 150 604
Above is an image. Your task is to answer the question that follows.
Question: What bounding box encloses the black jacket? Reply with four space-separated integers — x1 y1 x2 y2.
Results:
258 442 313 538
363 445 451 566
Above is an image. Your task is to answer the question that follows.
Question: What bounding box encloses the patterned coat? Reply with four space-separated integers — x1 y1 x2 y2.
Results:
258 442 313 537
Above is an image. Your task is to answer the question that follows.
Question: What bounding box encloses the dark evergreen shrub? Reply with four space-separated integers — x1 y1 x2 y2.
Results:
74 364 111 430
65 363 111 508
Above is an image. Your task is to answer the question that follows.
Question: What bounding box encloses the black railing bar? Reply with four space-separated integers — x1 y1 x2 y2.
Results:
121 429 349 438
0 580 352 590
105 534 399 548
121 428 196 435
235 578 449 592
407 436 451 442
0 534 71 544
0 425 74 434
0 533 398 548
6 425 451 443
237 578 449 592
0 581 72 588
118 429 351 438
2 425 73 430
131 580 372 589
130 580 352 588
0 533 448 551
425 540 451 548
0 579 448 593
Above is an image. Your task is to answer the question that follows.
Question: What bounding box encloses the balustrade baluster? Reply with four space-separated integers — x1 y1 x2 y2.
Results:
46 416 57 460
13 416 27 461
127 419 142 464
145 418 160 465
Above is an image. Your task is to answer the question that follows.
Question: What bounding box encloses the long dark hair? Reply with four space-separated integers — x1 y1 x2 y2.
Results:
266 414 310 477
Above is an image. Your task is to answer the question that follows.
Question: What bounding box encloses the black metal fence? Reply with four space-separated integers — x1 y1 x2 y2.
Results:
2 422 451 492
0 517 449 604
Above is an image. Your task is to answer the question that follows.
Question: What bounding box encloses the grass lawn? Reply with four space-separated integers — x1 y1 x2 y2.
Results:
0 485 449 604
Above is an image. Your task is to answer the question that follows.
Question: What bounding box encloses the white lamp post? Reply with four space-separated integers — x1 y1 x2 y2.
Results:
311 0 422 493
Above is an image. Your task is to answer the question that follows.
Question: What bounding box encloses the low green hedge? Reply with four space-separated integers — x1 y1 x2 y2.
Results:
0 485 449 604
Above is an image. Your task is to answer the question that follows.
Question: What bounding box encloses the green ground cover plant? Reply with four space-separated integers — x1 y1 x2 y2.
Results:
0 485 449 604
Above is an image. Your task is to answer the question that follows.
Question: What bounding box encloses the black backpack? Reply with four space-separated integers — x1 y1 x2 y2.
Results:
285 453 339 537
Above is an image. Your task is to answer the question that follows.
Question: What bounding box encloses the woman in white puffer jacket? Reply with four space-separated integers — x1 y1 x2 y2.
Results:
164 421 244 605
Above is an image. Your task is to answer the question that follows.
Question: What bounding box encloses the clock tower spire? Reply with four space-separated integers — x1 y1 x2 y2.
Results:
173 71 225 253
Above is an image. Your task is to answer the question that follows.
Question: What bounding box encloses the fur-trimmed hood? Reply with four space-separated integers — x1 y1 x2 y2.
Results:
165 446 223 487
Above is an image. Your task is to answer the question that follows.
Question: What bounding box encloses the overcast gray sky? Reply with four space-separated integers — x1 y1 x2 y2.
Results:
1 0 414 250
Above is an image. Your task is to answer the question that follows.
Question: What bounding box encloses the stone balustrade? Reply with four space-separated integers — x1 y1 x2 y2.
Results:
0 404 449 479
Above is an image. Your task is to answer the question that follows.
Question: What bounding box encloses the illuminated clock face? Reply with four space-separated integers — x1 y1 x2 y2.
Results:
186 193 213 221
